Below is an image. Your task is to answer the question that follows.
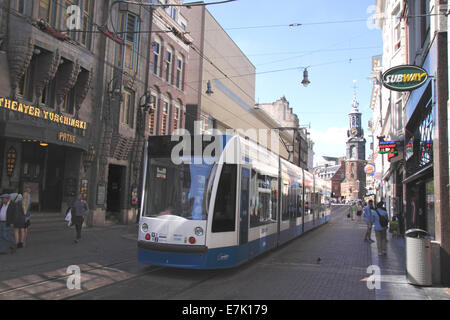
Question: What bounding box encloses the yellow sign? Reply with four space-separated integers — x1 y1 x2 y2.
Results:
0 97 87 130
58 132 76 144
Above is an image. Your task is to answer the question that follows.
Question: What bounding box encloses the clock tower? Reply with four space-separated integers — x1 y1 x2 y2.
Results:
341 94 367 200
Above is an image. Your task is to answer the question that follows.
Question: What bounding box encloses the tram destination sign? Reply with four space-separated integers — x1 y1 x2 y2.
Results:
382 65 429 92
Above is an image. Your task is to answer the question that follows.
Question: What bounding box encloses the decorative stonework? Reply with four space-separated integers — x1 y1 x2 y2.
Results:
55 60 81 106
74 68 93 116
122 72 137 91
110 135 134 161
34 49 61 103
7 37 34 97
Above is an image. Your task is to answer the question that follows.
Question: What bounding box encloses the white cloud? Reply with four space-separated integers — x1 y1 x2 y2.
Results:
309 127 348 164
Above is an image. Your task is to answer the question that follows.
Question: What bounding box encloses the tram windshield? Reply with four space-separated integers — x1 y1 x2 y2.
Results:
143 157 216 220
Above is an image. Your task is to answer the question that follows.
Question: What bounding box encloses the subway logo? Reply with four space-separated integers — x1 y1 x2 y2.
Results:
382 65 429 92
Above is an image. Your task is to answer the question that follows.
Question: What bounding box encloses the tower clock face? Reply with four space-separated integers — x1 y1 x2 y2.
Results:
351 128 358 137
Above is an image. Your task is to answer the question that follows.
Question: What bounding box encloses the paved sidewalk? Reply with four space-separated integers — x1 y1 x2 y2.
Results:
0 223 139 282
369 229 450 300
332 204 449 300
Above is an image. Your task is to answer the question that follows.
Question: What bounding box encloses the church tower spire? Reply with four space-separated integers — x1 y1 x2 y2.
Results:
341 87 367 201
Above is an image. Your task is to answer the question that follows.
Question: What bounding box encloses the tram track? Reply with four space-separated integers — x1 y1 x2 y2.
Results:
0 207 350 300
0 256 145 298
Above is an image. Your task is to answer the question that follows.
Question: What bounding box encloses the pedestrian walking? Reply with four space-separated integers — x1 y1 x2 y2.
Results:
350 201 356 221
22 187 32 246
372 202 389 256
363 200 375 243
71 194 89 243
11 193 27 249
0 193 17 254
356 200 363 218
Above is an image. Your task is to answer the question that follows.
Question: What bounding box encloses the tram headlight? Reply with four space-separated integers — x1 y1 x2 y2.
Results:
194 227 204 236
142 223 149 233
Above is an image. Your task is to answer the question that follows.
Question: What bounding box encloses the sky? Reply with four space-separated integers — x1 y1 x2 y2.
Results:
206 0 382 165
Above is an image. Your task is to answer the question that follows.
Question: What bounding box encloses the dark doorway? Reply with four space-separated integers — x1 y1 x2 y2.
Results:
107 165 125 221
41 144 65 212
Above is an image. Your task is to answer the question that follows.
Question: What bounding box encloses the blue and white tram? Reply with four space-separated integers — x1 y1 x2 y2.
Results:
138 134 331 269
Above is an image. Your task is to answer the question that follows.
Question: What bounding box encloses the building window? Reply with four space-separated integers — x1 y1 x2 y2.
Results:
152 38 161 76
418 103 433 167
62 88 75 115
13 0 28 14
170 7 177 21
173 104 180 131
148 92 158 135
80 0 94 48
17 66 31 99
393 5 401 52
39 0 56 26
165 48 173 83
41 80 55 108
200 112 211 133
117 12 140 72
64 0 94 49
420 1 431 47
121 89 135 128
176 55 184 90
161 100 169 135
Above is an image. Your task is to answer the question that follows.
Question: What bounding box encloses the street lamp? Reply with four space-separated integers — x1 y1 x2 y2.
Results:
206 80 214 96
301 68 311 87
139 92 152 113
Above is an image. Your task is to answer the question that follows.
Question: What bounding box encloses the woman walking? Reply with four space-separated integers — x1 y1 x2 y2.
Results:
72 194 89 243
11 194 26 249
22 187 32 246
372 202 389 256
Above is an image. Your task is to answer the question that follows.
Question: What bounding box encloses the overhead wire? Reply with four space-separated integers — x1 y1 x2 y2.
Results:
3 4 378 128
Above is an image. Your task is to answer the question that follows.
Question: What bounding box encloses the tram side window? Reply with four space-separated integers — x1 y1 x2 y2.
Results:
305 188 311 215
271 178 278 222
296 192 303 218
282 184 289 221
250 173 277 228
212 164 237 233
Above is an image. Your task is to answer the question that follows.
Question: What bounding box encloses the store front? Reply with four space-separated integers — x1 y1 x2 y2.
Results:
0 139 84 213
403 78 435 238
0 97 91 215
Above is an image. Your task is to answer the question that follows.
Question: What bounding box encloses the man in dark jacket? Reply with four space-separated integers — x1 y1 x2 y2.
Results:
0 194 17 254
72 194 89 243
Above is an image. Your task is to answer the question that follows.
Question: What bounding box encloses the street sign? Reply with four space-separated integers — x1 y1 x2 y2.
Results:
382 65 429 91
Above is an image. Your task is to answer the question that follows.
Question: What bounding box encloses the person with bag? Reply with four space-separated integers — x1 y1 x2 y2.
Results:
65 207 72 227
363 200 375 243
71 194 89 243
372 201 389 256
356 200 363 218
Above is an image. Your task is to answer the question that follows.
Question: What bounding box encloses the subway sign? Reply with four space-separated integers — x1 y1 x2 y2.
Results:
382 65 429 92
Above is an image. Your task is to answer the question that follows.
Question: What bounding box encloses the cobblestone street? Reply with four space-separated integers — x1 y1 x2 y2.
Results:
1 205 447 300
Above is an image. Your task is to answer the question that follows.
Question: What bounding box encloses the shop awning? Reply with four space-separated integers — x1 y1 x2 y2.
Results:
402 164 433 184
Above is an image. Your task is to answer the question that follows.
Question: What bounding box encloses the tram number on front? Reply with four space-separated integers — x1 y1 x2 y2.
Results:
151 233 158 243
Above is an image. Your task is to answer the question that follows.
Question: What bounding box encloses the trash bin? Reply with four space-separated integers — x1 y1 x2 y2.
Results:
405 229 432 286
